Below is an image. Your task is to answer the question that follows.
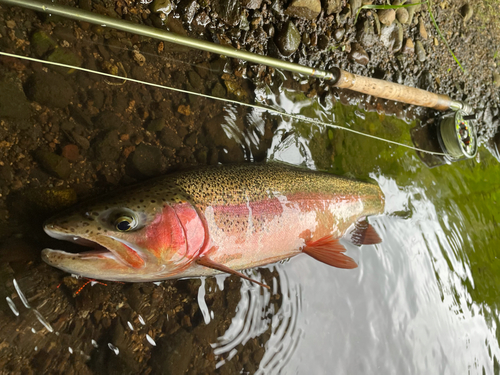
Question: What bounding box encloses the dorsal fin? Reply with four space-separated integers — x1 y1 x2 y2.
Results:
302 235 358 269
349 218 382 246
197 256 270 289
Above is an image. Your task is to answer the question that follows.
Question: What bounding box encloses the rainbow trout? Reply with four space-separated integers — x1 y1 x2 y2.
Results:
42 164 384 287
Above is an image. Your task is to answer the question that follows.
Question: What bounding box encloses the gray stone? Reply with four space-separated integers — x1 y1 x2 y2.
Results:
378 9 395 25
493 72 500 88
357 19 377 48
325 0 342 15
415 40 426 62
213 0 241 26
275 21 301 56
0 77 31 119
380 21 403 52
396 8 409 24
285 0 321 20
241 0 262 10
350 0 362 18
348 43 369 65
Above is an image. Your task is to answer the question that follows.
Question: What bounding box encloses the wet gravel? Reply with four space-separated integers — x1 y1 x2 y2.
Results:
0 0 499 373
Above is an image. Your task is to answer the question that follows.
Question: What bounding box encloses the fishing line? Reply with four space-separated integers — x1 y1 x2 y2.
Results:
0 51 447 156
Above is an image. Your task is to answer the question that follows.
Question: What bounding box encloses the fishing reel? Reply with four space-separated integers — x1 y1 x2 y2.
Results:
411 107 478 168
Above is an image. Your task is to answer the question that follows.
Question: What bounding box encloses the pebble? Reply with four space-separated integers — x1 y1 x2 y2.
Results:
129 144 166 177
61 144 80 162
159 128 183 149
212 0 241 26
0 78 31 119
348 43 369 65
285 0 321 20
151 0 172 15
415 40 426 62
494 72 500 88
378 9 395 26
380 22 403 52
93 131 122 162
396 8 409 24
275 21 301 56
418 17 428 40
34 149 71 180
403 38 414 54
334 27 345 41
325 0 342 15
357 19 377 48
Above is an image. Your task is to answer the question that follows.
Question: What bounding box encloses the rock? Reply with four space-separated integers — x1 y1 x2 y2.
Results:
407 0 422 24
350 0 362 18
93 111 122 130
159 128 183 149
93 131 121 162
211 81 227 98
493 72 500 88
334 27 345 41
461 3 473 24
151 0 172 15
212 0 241 26
275 21 301 56
415 40 426 62
348 43 369 65
30 31 56 57
34 149 71 180
403 38 414 54
317 35 329 50
241 0 262 9
26 71 74 109
418 17 428 40
147 118 166 132
61 144 80 162
285 0 321 20
380 22 403 52
378 9 395 26
0 77 31 119
129 144 166 177
179 0 199 23
396 8 409 24
357 19 377 48
325 0 342 15
47 47 83 73
187 70 203 91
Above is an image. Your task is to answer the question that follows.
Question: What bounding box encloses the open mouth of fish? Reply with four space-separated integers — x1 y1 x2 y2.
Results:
42 225 139 267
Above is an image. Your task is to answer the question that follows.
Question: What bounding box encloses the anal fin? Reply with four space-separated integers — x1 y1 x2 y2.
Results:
197 256 270 289
303 236 358 269
349 218 382 246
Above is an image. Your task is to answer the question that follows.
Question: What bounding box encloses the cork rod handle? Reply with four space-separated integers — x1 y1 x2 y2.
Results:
332 69 452 111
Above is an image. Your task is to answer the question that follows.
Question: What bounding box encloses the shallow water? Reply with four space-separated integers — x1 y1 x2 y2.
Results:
196 91 500 374
1 34 500 375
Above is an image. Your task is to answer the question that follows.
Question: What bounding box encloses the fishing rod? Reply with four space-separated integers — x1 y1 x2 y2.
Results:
0 0 478 163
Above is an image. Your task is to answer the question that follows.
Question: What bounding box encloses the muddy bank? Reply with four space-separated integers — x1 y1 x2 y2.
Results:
0 0 499 373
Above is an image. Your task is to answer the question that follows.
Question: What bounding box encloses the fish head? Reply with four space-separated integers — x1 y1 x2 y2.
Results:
42 184 206 282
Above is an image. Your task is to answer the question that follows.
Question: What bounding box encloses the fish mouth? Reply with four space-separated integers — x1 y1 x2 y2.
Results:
42 224 144 270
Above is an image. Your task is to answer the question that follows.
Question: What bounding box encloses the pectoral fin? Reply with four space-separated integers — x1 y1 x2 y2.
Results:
196 256 270 289
303 235 358 269
348 218 382 246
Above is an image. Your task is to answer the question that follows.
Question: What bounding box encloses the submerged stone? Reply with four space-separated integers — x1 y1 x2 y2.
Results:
0 77 31 119
26 71 74 109
275 21 301 56
34 149 71 180
129 144 166 177
212 0 241 26
30 31 57 57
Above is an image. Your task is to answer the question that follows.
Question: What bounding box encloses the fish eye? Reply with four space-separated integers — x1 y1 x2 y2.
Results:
114 215 137 232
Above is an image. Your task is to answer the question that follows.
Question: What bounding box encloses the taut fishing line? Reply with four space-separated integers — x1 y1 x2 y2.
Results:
0 51 446 156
